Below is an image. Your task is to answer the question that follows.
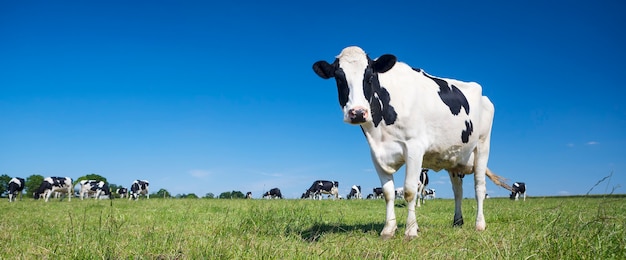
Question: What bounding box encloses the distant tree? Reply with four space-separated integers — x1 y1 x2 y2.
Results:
231 191 245 199
186 193 198 199
218 191 245 199
203 192 215 199
0 174 12 196
74 174 107 184
155 188 171 198
218 191 232 199
25 174 45 197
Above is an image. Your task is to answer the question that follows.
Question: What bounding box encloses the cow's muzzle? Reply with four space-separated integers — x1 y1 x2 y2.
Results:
347 107 368 124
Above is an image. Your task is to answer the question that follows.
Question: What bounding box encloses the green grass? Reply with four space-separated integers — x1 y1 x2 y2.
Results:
1 196 625 259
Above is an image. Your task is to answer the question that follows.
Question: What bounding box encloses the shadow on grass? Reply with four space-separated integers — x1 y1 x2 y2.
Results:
294 202 408 242
296 222 385 242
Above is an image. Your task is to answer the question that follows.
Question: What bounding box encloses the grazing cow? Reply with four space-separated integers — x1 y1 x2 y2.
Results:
129 180 149 200
366 194 374 199
347 185 362 199
510 182 527 201
417 169 430 207
263 188 282 199
372 187 383 199
34 177 73 202
79 180 112 200
313 46 508 239
246 192 252 199
116 188 128 198
302 180 339 200
395 187 404 199
8 177 25 202
423 188 436 199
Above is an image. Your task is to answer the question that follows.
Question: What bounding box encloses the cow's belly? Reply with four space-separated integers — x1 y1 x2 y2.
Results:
422 145 475 174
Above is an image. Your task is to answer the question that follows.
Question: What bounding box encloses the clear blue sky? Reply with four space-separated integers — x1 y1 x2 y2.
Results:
1 1 624 199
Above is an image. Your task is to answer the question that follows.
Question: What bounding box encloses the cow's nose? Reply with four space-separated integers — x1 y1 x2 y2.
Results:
348 107 368 123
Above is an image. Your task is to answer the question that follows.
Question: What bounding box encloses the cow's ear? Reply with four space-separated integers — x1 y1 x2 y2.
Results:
373 54 397 73
313 61 335 79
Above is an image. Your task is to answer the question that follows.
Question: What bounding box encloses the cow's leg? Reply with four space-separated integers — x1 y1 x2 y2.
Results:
376 168 397 240
67 187 72 202
403 163 421 240
416 184 421 208
473 168 487 231
44 190 52 202
449 172 464 226
523 192 526 201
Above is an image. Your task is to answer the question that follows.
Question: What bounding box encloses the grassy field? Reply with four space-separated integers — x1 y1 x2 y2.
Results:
1 196 624 259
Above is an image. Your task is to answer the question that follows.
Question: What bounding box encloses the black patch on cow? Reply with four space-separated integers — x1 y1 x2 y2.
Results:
412 68 422 73
422 73 470 116
313 59 350 108
461 120 473 143
364 59 397 127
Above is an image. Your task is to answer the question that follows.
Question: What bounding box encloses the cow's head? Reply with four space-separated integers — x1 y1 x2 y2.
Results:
313 46 397 126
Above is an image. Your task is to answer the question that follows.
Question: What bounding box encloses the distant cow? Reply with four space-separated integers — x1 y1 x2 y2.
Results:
347 185 362 199
302 180 339 200
372 187 383 199
34 177 73 202
395 187 404 199
79 180 112 200
510 182 527 201
7 177 25 202
246 192 252 199
417 169 430 207
313 46 508 239
116 188 128 198
423 188 436 199
263 188 282 199
129 180 149 200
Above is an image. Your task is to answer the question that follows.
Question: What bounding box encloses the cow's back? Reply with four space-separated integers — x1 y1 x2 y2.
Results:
373 63 492 172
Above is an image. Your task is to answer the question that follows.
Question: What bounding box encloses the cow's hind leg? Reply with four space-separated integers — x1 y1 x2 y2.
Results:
449 172 464 226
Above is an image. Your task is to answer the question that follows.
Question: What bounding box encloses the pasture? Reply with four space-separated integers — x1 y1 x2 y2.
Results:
2 196 624 259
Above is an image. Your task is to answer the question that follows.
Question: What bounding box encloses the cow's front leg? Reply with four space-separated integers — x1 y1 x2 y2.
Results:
378 172 397 240
449 172 464 226
403 157 422 240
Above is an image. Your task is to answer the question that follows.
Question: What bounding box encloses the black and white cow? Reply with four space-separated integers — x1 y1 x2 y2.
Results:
246 192 252 199
347 185 362 199
313 46 507 239
79 180 112 200
372 187 383 199
417 168 430 207
129 180 149 200
34 177 73 202
302 180 339 200
7 177 25 202
116 188 128 198
510 182 527 201
263 188 282 199
423 188 436 200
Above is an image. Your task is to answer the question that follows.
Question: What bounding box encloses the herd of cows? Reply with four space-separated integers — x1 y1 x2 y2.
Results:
6 46 531 240
6 177 150 202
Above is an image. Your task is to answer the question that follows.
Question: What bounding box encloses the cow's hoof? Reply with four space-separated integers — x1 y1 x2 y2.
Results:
380 226 397 240
453 218 464 227
475 222 486 231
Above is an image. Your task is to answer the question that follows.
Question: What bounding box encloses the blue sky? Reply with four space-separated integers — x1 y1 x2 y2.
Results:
1 1 624 199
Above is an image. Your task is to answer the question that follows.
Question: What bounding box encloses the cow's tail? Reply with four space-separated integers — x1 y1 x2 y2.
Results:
485 168 513 192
